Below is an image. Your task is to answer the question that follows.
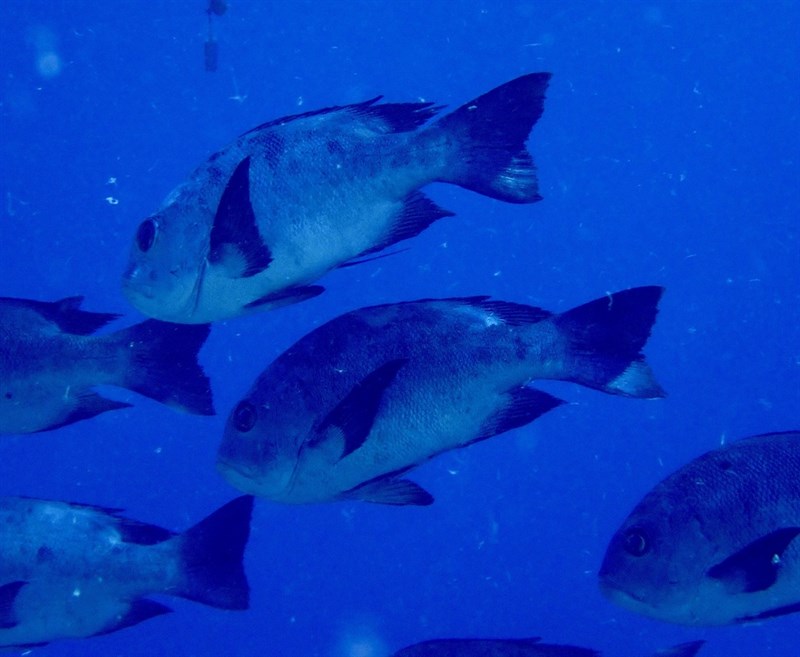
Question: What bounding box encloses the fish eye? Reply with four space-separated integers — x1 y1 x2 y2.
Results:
233 400 257 433
623 527 650 557
136 218 158 252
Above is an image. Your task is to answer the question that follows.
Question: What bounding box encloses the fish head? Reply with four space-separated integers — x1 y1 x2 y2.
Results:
122 184 211 324
216 395 305 500
599 492 717 625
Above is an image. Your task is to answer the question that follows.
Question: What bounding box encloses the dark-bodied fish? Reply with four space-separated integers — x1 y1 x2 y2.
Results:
599 430 800 625
0 295 214 434
0 495 252 648
391 637 704 657
123 73 551 323
217 286 664 505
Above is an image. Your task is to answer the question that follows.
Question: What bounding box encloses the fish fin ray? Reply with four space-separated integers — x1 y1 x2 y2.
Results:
119 320 215 415
317 359 408 460
0 581 28 629
209 156 273 278
341 476 434 506
469 298 552 325
434 72 551 203
244 284 325 310
707 527 800 593
554 286 665 398
240 97 383 137
471 388 564 445
92 599 173 637
176 496 253 610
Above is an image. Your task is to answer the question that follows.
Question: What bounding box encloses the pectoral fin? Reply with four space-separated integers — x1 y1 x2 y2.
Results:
317 359 407 460
0 580 28 629
707 526 800 593
209 156 272 278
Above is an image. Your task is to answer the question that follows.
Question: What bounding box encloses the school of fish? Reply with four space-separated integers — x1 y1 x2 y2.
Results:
1 66 795 654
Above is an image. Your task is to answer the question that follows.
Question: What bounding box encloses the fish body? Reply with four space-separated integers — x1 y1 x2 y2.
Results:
0 295 214 434
123 73 551 323
217 286 664 505
391 638 704 657
0 495 252 648
599 430 800 625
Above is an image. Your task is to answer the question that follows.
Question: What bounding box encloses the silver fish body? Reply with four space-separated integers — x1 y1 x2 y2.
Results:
599 430 800 626
0 495 252 648
0 295 214 434
217 287 664 505
123 74 551 323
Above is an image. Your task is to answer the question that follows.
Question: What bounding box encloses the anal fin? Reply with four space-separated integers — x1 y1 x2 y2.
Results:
341 476 433 506
358 191 453 258
93 599 172 637
244 285 325 310
471 387 564 445
39 393 132 433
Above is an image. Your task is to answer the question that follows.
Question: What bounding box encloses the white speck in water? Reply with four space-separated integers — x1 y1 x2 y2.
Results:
105 196 119 205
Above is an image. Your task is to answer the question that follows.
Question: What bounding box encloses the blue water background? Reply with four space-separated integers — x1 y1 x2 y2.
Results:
1 1 798 655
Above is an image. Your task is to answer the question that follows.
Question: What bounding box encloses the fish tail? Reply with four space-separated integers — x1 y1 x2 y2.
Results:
115 320 215 415
433 72 551 203
174 496 254 610
555 286 666 398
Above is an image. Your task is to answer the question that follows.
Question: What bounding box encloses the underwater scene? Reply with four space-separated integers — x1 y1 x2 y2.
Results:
1 1 798 656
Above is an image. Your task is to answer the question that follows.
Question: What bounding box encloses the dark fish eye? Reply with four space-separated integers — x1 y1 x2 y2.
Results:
233 400 257 433
136 218 157 252
623 527 650 557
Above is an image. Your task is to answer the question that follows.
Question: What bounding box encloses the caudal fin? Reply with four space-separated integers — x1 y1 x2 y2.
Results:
175 496 254 610
555 286 665 399
434 72 551 203
116 320 215 415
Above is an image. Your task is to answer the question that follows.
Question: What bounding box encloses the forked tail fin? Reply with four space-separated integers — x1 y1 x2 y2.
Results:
174 496 254 610
555 286 666 398
434 72 551 203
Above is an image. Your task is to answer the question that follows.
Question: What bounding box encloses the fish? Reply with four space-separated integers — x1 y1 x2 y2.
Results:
0 295 215 434
390 637 705 657
599 430 800 626
122 73 551 323
217 286 664 505
0 495 253 648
